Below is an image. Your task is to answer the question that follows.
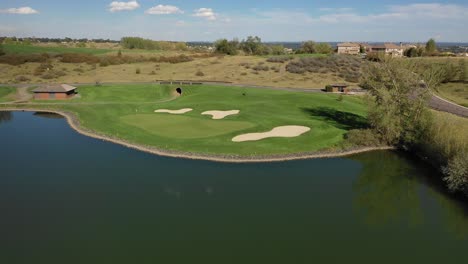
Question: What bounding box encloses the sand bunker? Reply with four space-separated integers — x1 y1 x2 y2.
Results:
154 108 193 114
202 110 240 120
232 126 310 142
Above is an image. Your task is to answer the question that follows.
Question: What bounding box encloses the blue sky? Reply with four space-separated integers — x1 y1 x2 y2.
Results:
1 1 467 42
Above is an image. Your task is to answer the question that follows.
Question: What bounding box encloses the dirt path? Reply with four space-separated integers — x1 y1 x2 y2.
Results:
15 85 33 102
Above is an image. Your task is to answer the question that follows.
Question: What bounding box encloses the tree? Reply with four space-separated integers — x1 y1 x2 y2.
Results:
270 45 286 55
315 43 333 54
240 36 263 55
299 41 316 54
360 59 432 145
404 47 418 57
214 39 239 55
425 38 437 55
459 59 466 82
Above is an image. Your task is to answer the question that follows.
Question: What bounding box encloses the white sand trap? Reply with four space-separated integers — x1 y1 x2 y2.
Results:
154 108 193 114
202 110 240 120
232 126 310 142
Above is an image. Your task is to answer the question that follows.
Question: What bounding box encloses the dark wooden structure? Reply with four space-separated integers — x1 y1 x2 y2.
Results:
33 84 77 100
326 84 349 93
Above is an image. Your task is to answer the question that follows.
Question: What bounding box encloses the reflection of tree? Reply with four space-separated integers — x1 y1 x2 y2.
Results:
430 188 468 239
351 151 422 226
0 111 12 124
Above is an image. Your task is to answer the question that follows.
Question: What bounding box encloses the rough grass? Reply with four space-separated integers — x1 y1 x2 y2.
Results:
0 87 15 102
3 44 112 55
0 55 352 89
437 82 468 107
5 84 368 156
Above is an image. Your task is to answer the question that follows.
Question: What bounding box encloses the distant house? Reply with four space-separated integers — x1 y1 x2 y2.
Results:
370 43 404 57
326 84 349 93
33 84 77 100
337 42 361 55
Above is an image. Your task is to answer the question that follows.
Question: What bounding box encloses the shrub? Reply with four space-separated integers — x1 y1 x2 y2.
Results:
195 70 205 76
15 75 30 82
136 68 141 74
252 65 269 71
345 129 383 147
240 72 247 76
60 53 100 64
0 54 48 65
267 56 293 63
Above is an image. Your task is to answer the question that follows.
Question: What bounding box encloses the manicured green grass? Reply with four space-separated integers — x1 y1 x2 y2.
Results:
9 84 368 156
3 44 112 55
0 87 15 102
437 82 468 107
121 114 255 139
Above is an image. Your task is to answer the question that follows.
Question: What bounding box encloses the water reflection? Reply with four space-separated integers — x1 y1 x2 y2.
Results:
352 151 423 226
0 111 12 124
33 112 64 119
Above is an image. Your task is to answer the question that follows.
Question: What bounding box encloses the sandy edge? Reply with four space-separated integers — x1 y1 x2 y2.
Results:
202 110 240 120
0 108 394 163
233 126 311 142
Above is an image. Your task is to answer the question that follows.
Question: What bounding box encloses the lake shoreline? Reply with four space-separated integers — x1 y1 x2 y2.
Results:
0 108 394 163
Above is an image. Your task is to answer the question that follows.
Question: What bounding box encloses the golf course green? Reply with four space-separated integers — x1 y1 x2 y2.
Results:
3 84 369 157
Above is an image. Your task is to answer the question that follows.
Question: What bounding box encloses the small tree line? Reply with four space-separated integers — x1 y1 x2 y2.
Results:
214 36 333 56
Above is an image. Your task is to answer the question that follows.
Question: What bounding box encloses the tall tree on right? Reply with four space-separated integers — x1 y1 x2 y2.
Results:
425 38 437 55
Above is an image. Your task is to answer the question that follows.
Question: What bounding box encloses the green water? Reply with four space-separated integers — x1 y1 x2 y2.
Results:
1 111 467 264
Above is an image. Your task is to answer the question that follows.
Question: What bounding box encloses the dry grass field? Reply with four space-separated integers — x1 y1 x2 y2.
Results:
0 46 356 89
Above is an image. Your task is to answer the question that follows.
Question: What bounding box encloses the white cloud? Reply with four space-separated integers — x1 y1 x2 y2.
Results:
109 1 140 12
194 8 217 21
145 5 183 15
0 7 39 15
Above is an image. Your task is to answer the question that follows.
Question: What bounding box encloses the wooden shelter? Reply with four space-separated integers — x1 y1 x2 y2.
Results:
326 84 349 93
33 84 77 100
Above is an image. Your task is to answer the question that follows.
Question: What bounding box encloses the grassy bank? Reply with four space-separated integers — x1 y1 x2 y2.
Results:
437 82 468 107
1 84 367 156
0 87 15 102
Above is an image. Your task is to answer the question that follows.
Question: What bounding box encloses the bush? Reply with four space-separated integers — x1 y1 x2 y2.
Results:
60 53 100 64
443 152 468 192
286 55 362 82
345 129 383 147
195 70 205 76
136 68 141 74
0 54 48 65
252 65 269 71
15 75 30 82
266 56 293 63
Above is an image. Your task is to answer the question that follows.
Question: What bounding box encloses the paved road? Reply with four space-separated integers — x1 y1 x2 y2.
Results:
1 82 467 118
429 94 468 118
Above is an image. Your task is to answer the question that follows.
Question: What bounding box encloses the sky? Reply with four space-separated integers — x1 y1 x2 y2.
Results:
0 1 467 42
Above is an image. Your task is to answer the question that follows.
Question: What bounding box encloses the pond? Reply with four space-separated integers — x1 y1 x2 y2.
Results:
1 111 467 264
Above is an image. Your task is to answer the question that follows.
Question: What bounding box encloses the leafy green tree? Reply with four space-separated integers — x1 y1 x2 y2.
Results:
270 45 286 55
299 41 316 54
425 38 437 55
241 36 263 55
315 43 333 54
360 59 432 145
404 47 418 57
214 39 239 55
459 59 466 82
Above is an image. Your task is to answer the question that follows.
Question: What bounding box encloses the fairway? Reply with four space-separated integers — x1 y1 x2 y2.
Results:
1 84 368 156
121 114 255 139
